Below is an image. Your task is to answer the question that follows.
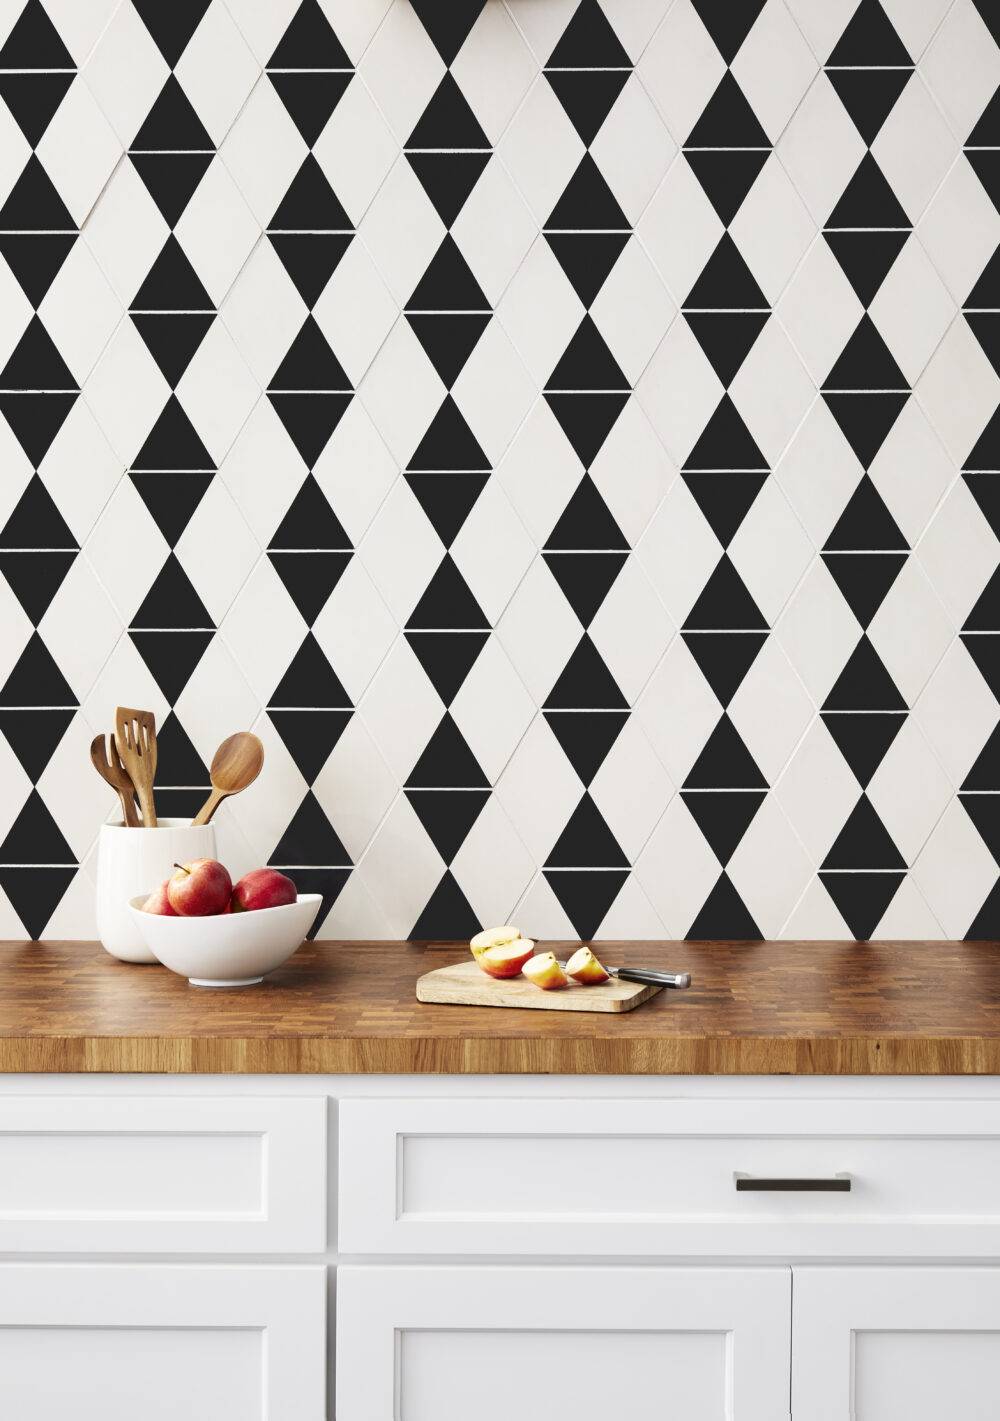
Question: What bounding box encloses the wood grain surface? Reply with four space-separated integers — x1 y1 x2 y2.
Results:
0 939 999 1074
416 958 661 1012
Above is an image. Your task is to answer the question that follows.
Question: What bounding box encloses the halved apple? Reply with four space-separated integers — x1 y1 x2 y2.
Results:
478 938 535 979
566 945 610 985
522 951 568 990
470 924 521 961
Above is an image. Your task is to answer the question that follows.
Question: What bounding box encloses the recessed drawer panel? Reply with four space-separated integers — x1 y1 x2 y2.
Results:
339 1097 1000 1257
0 1098 326 1253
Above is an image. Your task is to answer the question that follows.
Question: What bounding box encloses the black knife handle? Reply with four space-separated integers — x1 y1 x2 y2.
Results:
614 967 691 989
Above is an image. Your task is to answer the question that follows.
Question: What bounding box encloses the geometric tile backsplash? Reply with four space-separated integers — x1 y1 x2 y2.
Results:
1 0 999 944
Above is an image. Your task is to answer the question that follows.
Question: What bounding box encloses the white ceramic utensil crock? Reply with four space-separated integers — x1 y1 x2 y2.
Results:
96 819 217 963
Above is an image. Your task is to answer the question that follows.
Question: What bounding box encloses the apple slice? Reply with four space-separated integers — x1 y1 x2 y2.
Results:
566 945 610 985
470 924 521 961
522 951 568 990
479 938 535 979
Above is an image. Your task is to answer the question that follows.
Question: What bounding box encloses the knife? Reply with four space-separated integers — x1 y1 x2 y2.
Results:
607 965 691 990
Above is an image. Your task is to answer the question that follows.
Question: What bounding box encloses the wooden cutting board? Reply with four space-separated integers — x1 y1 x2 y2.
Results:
416 959 663 1013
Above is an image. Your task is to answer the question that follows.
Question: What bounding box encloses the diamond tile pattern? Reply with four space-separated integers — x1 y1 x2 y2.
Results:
0 0 999 943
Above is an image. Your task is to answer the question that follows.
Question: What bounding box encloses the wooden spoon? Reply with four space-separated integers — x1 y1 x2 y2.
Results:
90 733 140 827
114 707 158 828
191 732 264 826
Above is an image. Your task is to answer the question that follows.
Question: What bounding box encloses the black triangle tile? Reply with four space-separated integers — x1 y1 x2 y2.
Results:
819 870 903 939
271 866 349 936
0 550 74 623
825 475 908 550
406 788 489 861
407 236 489 312
823 392 908 468
407 152 490 229
269 709 351 783
408 312 490 386
545 69 629 146
0 233 74 307
544 867 629 939
966 151 1000 210
269 0 352 68
133 0 211 68
823 552 906 626
133 395 215 470
960 792 1000 864
828 68 911 146
545 232 629 307
270 154 352 231
822 794 906 869
967 314 1000 376
546 154 630 230
548 0 632 67
407 396 490 470
406 712 489 788
407 555 490 630
269 233 352 307
268 392 352 466
544 709 627 784
131 553 213 629
683 556 768 631
269 551 350 621
409 870 481 941
270 316 351 391
544 634 628 709
546 474 628 550
968 85 1000 146
683 396 768 470
0 708 71 781
0 317 75 391
269 473 351 548
131 152 212 229
822 710 905 787
0 788 73 862
547 315 629 391
824 314 908 391
828 0 912 65
132 313 213 387
0 866 75 939
823 636 907 710
0 156 73 231
686 871 762 939
0 633 75 706
824 230 908 307
684 471 767 545
683 788 765 864
131 236 213 312
0 0 73 67
546 792 628 867
409 0 486 66
131 75 213 152
965 406 1000 471
0 71 72 146
544 393 629 466
966 875 1000 939
270 70 351 147
0 393 76 465
153 713 211 785
405 472 488 543
132 472 208 552
2 475 76 548
963 473 1000 533
271 791 351 864
683 714 768 788
683 630 767 706
686 72 770 148
963 567 1000 631
963 630 1000 692
130 629 212 704
544 552 627 625
689 0 766 64
685 312 768 386
684 149 769 227
685 235 768 310
967 248 1000 310
270 632 352 707
405 629 488 703
407 73 490 150
826 154 911 230
963 723 1000 791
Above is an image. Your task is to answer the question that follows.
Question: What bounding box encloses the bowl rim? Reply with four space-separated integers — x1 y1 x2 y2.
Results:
128 891 322 919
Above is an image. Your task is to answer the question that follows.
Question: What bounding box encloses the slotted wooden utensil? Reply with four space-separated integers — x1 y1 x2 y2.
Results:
191 731 264 826
90 733 141 827
114 707 158 828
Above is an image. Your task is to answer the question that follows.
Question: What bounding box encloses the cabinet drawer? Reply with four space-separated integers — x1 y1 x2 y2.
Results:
339 1097 1000 1257
0 1097 326 1253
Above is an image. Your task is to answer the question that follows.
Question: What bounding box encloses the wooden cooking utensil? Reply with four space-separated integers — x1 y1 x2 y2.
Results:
191 731 264 826
89 733 140 827
114 707 158 828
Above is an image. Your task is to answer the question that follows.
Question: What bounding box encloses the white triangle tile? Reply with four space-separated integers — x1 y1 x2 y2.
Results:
82 633 170 733
358 0 446 145
915 639 998 788
636 314 724 465
871 874 947 940
783 0 860 63
917 478 999 630
593 873 668 940
917 156 1000 305
84 471 169 624
358 635 444 783
217 396 307 548
173 633 260 765
314 713 396 862
730 319 815 468
355 793 445 938
635 794 721 937
494 713 583 864
775 397 863 549
729 634 814 783
225 714 308 864
591 398 675 548
871 74 959 225
317 867 396 940
779 875 851 939
176 318 260 465
868 235 956 388
0 719 32 846
774 717 861 865
636 634 721 785
729 793 813 937
175 1 261 149
175 477 260 627
220 236 308 388
39 868 98 940
868 717 953 866
731 0 819 145
451 635 536 785
37 75 121 228
452 318 535 465
83 316 170 466
775 558 862 706
36 711 114 861
591 714 674 862
314 398 397 547
638 0 726 144
496 76 584 227
495 556 581 704
776 73 866 226
0 577 33 699
220 557 306 704
0 249 32 374
510 870 576 940
776 235 864 389
312 555 397 704
314 238 398 388
359 314 446 465
912 797 998 938
38 237 122 387
590 555 673 704
638 156 724 307
175 159 260 308
916 315 1000 466
503 0 577 65
497 236 585 390
42 0 120 67
451 1 537 145
37 554 122 703
452 794 535 930
82 0 170 147
451 476 534 625
591 235 676 387
497 398 582 548
590 74 677 226
919 0 1000 141
452 154 536 307
879 0 952 61
730 155 817 308
358 474 443 625
313 76 398 229
82 155 170 308
729 475 814 625
223 0 300 66
219 76 309 230
868 399 954 547
637 475 722 627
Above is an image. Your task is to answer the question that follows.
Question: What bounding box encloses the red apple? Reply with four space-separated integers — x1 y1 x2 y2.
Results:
522 951 568 990
167 858 232 916
566 945 610 985
141 880 177 916
478 938 535 979
230 867 297 913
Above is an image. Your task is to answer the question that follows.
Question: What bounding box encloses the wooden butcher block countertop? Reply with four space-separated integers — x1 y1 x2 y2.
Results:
0 939 999 1074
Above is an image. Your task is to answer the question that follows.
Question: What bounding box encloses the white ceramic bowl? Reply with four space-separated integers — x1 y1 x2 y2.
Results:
128 893 322 986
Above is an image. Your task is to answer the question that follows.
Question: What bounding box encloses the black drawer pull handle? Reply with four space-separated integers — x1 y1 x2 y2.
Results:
734 1173 852 1192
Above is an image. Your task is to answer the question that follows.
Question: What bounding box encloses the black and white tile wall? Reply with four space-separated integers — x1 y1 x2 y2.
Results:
0 0 999 943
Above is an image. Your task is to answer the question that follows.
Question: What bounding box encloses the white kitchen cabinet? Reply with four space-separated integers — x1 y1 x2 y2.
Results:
793 1267 1000 1420
336 1264 792 1421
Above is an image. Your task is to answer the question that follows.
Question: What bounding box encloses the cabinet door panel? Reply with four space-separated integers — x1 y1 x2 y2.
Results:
793 1267 1000 1420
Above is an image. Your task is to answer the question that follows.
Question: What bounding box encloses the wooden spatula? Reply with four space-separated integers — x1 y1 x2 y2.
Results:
90 733 140 827
114 707 158 828
191 731 264 826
